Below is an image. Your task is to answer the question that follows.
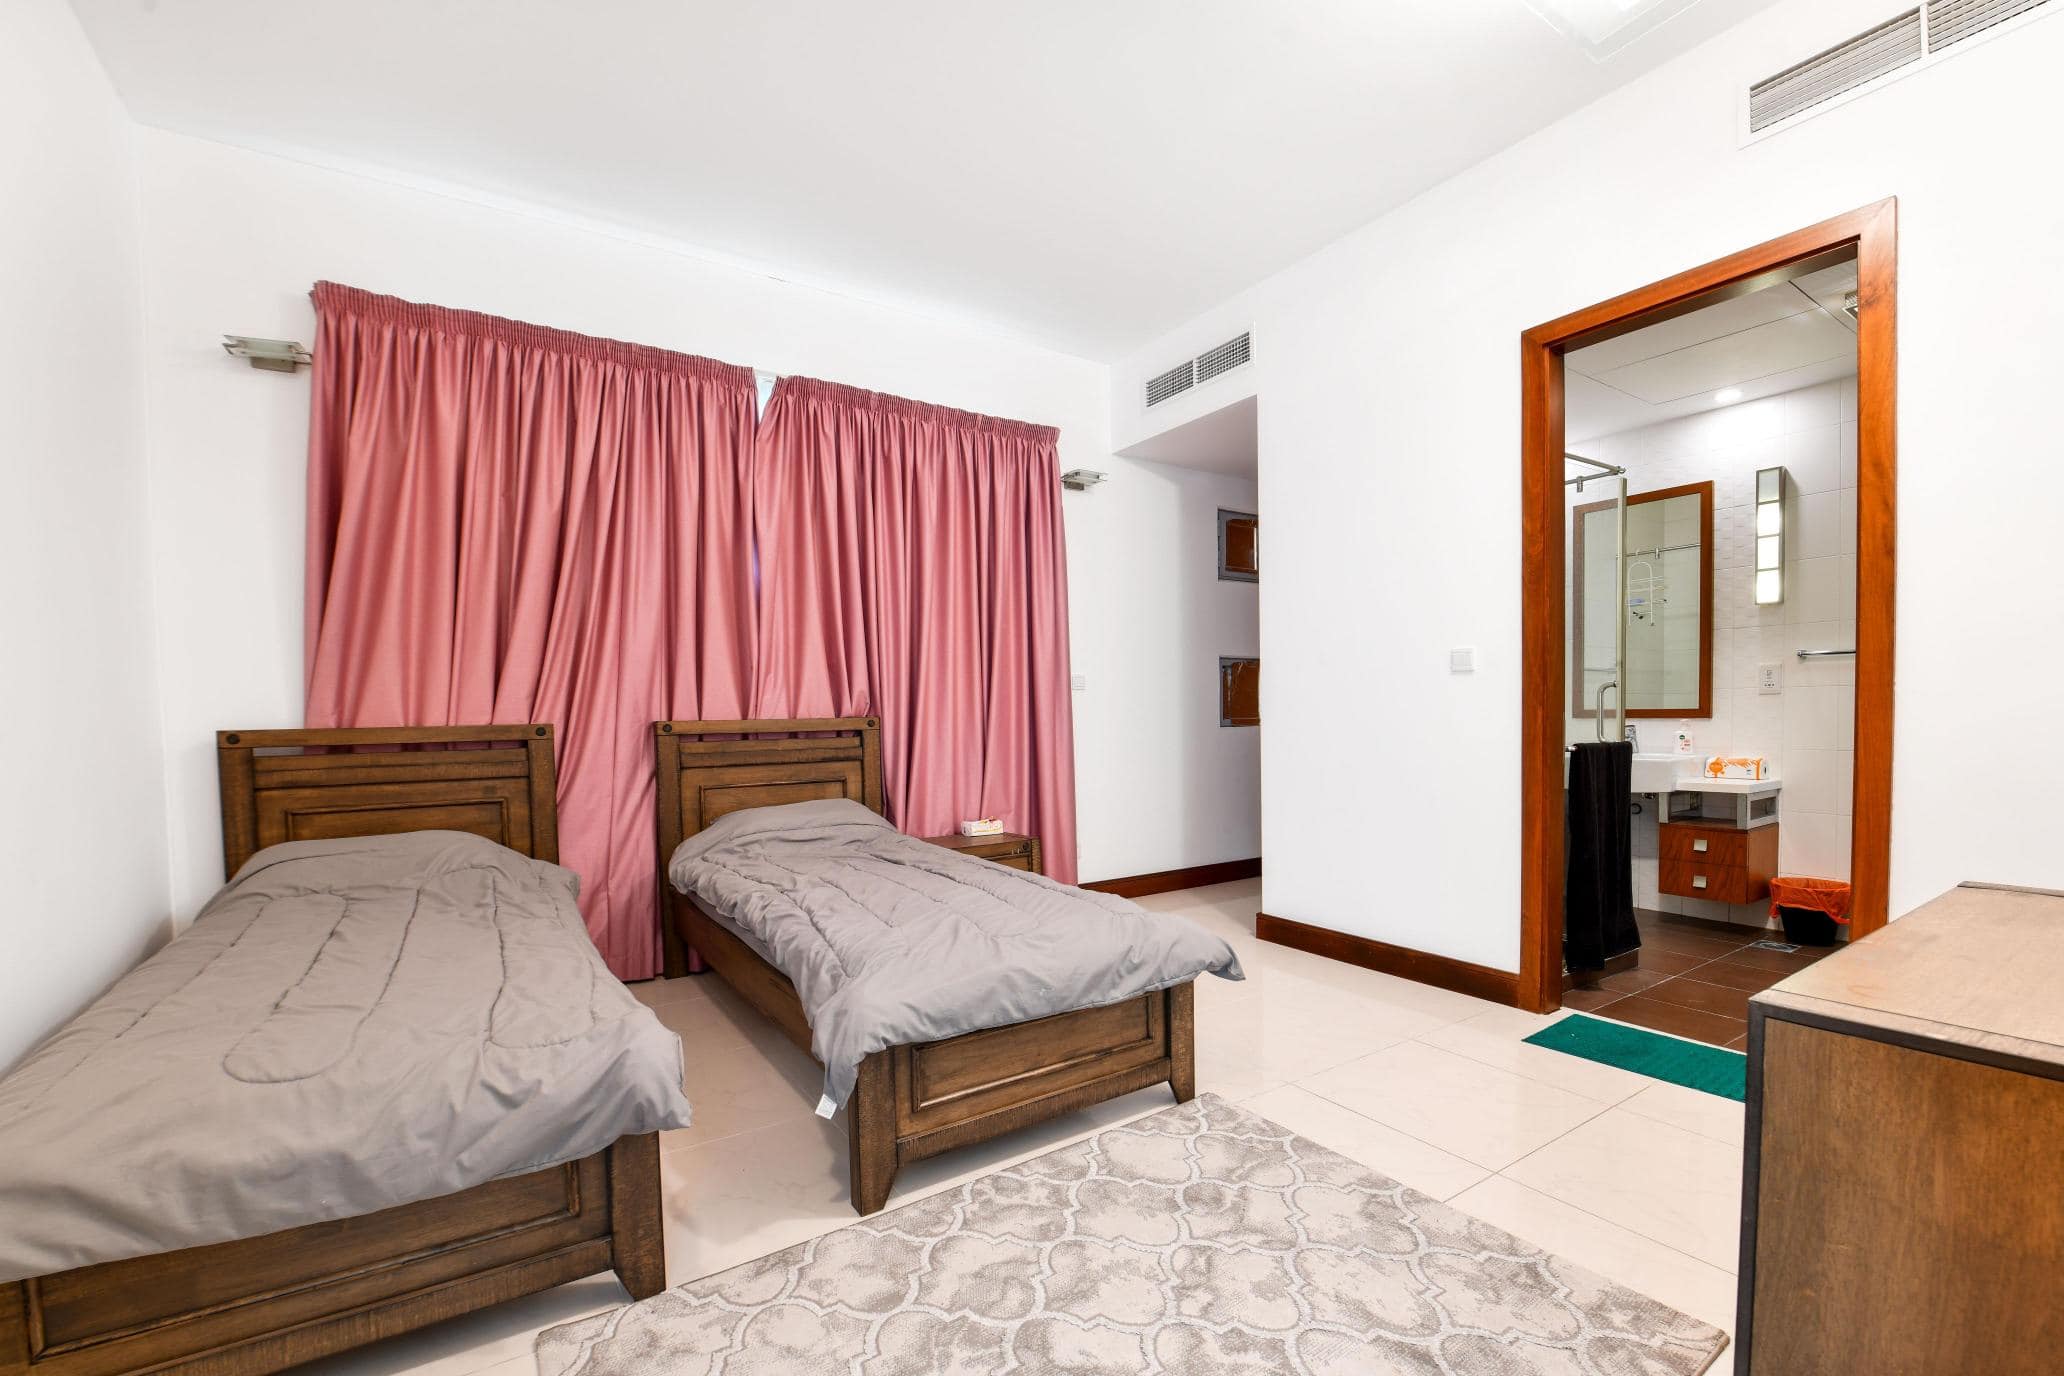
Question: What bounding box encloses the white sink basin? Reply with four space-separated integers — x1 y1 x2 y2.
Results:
1630 753 1688 794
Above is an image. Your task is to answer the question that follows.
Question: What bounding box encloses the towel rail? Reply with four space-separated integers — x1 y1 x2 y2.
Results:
1796 648 1857 658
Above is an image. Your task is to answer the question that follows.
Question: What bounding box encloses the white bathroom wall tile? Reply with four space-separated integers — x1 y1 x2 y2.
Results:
1781 684 1838 750
1635 855 1660 907
1838 375 1858 424
1733 692 1784 759
1788 556 1855 625
1836 486 1857 555
1779 811 1852 880
1831 748 1855 817
1757 426 1840 496
1784 748 1836 813
1783 381 1840 433
1833 684 1855 748
1791 490 1843 561
1788 620 1856 687
1838 420 1859 488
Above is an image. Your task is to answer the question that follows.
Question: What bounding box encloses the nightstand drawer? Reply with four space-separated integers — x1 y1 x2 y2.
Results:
1661 823 1747 867
922 832 1042 875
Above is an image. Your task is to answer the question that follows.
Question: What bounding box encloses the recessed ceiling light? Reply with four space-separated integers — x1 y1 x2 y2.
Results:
1520 0 1706 60
1714 387 1744 405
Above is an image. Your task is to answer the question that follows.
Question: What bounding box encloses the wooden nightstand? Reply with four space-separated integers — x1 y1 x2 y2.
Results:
924 831 1042 875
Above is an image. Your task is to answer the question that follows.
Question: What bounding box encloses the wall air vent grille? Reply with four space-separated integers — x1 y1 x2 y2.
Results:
1748 10 1922 132
1928 0 2049 49
1145 360 1196 407
1194 332 1252 384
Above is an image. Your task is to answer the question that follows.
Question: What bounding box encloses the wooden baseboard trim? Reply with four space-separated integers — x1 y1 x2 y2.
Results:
1082 858 1260 899
1255 911 1520 1007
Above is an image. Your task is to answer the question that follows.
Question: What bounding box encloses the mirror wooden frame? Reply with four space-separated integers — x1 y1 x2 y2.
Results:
1570 479 1714 720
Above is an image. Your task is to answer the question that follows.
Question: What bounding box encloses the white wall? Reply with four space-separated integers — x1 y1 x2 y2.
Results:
1068 459 1261 877
0 0 171 1069
1124 0 2064 970
1573 380 1860 925
131 129 1258 914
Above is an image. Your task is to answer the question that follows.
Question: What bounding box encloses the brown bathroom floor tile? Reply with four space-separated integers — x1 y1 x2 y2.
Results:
1715 942 1837 976
1560 987 1624 1012
1630 947 1710 977
1637 910 1762 945
1642 977 1754 1020
1595 967 1675 996
1688 960 1790 994
1588 995 1745 1048
1639 928 1757 961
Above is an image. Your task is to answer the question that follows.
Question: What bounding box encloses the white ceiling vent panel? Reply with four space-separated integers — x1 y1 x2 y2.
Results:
1748 11 1922 132
1145 360 1195 407
1928 0 2050 49
1194 332 1252 384
1145 331 1253 407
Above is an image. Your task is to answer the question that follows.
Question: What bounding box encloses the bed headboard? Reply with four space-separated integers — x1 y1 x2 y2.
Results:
216 724 560 876
651 717 881 973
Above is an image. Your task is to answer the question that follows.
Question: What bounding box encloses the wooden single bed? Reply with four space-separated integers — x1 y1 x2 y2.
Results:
1 725 664 1376
653 716 1196 1214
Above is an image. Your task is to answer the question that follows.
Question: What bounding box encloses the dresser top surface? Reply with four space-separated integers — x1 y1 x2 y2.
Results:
1759 884 2064 1066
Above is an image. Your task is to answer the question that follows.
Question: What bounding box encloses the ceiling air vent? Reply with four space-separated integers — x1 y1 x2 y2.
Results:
1928 0 2050 49
1145 360 1195 407
1749 10 1922 131
1145 331 1254 408
1194 332 1252 384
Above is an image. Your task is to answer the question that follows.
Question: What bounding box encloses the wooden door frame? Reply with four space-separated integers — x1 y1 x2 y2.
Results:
1518 199 1897 1014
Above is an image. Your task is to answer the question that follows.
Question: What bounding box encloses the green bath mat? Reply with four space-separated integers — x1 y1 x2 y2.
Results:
1524 1014 1746 1101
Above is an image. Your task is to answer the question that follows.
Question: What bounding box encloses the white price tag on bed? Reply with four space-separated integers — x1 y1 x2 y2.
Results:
815 1095 837 1119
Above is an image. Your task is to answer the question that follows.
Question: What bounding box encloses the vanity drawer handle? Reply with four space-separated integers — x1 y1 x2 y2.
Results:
1692 874 1708 890
1692 838 1709 853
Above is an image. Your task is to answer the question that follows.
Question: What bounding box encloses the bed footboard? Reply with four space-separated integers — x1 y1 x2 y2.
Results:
0 1134 664 1376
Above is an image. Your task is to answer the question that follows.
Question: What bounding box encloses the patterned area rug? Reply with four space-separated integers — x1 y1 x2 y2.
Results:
537 1094 1727 1375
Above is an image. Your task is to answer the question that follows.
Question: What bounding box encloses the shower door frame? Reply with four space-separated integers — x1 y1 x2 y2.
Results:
1516 199 1899 1015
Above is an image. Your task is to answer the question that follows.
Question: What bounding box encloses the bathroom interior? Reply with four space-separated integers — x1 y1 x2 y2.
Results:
1560 249 1861 1049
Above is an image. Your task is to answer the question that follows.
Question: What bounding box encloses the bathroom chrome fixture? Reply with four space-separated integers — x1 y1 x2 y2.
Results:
221 335 312 372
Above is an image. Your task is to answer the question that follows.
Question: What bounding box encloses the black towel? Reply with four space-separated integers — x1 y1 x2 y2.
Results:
1565 740 1639 974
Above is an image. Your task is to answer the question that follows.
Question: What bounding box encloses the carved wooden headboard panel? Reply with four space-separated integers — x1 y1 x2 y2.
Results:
651 717 882 973
215 724 560 877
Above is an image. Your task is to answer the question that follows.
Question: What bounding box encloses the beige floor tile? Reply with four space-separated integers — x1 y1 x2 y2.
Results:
660 1114 852 1284
1450 1175 1739 1338
1300 1040 1610 1170
663 1025 821 1151
1501 1108 1744 1271
647 977 781 1052
1241 1085 1491 1201
1415 1006 1654 1105
1618 1079 1747 1148
289 1275 626 1376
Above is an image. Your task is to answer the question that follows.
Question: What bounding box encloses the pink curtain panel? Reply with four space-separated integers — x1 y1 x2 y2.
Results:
751 377 1080 881
303 283 757 979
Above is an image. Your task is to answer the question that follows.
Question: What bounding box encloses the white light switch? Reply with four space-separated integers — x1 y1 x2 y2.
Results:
1758 663 1783 695
1071 674 1086 692
1449 647 1476 674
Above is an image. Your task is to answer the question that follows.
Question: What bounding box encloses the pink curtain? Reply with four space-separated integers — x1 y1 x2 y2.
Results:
750 377 1080 880
303 282 757 979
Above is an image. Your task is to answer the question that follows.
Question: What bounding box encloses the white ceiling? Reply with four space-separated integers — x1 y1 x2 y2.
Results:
1566 260 1859 443
70 0 1779 360
1120 395 1257 478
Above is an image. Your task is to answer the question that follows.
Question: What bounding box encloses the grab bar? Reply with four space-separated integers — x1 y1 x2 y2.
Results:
1796 648 1857 658
1593 678 1618 741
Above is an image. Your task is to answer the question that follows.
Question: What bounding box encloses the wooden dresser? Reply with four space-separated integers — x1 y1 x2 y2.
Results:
1735 883 2064 1374
923 831 1042 874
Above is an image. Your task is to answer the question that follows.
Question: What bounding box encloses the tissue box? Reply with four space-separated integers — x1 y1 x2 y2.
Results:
957 818 1005 837
1704 755 1768 780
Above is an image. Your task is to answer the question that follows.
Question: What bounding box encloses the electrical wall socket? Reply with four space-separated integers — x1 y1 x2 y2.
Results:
1758 663 1783 695
1449 647 1475 673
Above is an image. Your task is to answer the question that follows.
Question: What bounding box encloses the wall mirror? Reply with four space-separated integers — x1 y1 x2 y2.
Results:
1573 480 1713 718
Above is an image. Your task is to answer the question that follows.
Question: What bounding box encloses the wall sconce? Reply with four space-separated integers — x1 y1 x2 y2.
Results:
1754 466 1785 604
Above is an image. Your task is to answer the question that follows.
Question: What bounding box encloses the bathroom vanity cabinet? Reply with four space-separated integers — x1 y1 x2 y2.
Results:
1658 821 1778 905
1734 884 2064 1374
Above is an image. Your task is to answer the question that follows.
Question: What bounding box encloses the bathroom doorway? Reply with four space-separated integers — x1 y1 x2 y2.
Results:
1516 201 1896 1017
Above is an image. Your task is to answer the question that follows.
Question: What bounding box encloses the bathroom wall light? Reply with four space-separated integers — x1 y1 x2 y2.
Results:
1754 466 1786 604
1714 387 1744 405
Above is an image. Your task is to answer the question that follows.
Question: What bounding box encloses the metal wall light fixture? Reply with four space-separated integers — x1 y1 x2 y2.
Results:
1754 465 1786 604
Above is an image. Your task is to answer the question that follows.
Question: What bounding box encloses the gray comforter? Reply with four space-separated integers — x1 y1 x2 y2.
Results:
0 831 692 1283
668 799 1243 1111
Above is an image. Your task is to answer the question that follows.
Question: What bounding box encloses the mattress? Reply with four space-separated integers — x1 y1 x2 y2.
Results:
0 831 693 1282
668 798 1243 1110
